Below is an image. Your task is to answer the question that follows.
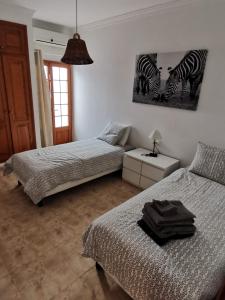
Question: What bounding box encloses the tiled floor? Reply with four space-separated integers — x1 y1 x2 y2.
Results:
0 169 140 300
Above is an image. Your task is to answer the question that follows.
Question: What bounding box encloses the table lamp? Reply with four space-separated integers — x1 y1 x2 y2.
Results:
145 129 162 157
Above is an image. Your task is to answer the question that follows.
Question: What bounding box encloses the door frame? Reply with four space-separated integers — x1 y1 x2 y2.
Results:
44 60 73 145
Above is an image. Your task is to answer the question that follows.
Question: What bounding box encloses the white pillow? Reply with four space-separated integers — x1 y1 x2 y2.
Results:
118 126 131 146
189 142 225 185
98 122 111 136
97 122 127 145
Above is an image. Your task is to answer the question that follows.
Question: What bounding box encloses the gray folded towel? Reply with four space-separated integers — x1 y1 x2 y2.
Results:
142 214 196 239
143 200 196 226
152 200 177 217
138 219 195 246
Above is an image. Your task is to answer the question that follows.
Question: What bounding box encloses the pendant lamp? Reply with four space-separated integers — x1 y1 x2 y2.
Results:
61 0 93 65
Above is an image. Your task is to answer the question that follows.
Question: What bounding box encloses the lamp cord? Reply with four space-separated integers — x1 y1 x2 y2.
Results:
76 0 78 33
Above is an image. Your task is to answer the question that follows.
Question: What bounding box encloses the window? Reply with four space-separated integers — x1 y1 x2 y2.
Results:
44 61 72 145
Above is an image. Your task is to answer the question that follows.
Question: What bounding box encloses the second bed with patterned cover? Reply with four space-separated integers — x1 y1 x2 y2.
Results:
83 168 225 300
5 138 124 204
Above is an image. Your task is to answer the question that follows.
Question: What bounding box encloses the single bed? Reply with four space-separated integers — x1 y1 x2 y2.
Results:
83 168 225 300
4 138 126 205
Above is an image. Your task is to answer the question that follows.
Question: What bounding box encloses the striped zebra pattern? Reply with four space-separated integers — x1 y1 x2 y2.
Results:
136 55 161 99
163 50 208 100
83 168 225 300
4 139 124 204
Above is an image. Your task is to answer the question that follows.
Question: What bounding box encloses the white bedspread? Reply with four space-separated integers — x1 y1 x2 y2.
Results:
83 168 225 300
5 139 124 204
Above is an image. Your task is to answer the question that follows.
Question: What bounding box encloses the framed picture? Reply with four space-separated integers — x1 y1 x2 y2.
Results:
132 49 208 110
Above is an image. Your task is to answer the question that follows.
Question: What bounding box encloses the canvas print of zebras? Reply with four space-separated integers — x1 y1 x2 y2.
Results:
132 49 208 110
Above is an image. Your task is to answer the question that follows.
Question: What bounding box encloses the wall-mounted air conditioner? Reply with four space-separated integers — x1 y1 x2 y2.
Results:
33 27 69 48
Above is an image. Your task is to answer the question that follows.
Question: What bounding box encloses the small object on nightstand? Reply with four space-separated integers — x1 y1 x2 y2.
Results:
144 129 162 157
122 148 180 189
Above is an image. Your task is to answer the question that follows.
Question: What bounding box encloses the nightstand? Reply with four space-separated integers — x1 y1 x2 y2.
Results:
122 148 180 189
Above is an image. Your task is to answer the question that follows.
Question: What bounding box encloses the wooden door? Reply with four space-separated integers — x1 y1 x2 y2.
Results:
0 58 13 162
2 54 36 153
0 20 27 55
0 20 36 157
44 61 72 145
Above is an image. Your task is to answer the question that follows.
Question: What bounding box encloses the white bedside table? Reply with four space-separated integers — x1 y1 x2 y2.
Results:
122 148 180 189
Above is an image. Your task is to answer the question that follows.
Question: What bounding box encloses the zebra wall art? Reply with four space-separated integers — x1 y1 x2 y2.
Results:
132 49 208 111
135 55 161 101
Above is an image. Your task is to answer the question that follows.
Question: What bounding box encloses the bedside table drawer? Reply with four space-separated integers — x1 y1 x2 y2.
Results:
142 163 165 181
140 175 156 189
122 168 140 187
123 155 142 173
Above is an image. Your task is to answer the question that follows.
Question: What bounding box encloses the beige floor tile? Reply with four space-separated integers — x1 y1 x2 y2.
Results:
0 171 139 299
55 267 131 300
17 275 60 300
0 257 9 279
0 274 22 300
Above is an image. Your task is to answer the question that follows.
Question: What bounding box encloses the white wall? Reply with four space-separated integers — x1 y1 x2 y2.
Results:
0 3 41 147
73 0 225 166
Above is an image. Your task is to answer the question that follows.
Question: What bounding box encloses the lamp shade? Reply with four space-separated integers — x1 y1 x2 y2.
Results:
61 33 93 65
148 129 162 143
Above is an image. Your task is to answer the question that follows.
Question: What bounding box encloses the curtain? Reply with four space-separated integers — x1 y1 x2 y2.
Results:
34 49 53 147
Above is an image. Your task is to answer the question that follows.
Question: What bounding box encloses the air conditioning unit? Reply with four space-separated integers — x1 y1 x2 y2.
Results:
33 27 69 48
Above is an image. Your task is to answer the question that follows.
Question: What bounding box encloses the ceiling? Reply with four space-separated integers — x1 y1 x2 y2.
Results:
2 0 183 28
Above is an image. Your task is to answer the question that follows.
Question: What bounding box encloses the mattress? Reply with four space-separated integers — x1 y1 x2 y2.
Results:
5 138 124 204
83 168 225 300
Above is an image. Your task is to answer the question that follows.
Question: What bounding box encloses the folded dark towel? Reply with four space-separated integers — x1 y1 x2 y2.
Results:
152 200 177 217
143 213 195 231
137 219 195 246
143 201 196 226
144 216 194 228
142 214 196 239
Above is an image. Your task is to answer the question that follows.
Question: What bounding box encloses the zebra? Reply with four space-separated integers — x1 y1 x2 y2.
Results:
136 55 161 100
147 73 161 101
136 74 148 96
161 50 208 101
